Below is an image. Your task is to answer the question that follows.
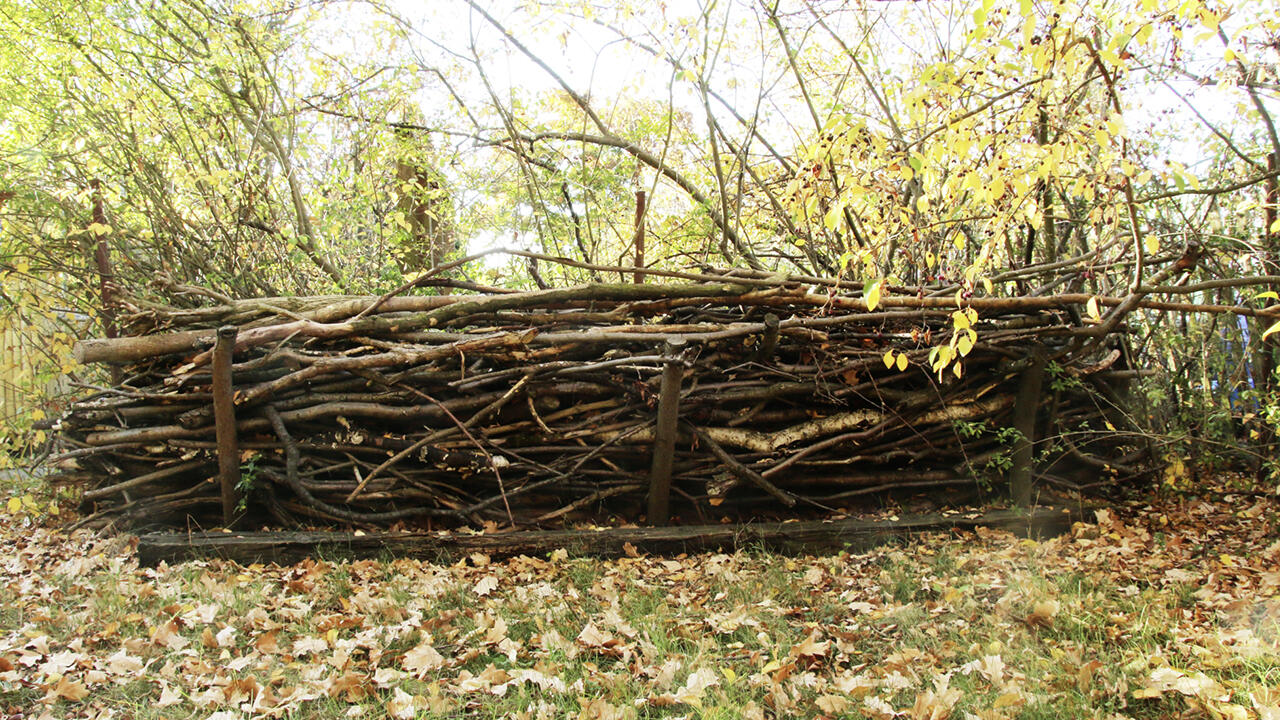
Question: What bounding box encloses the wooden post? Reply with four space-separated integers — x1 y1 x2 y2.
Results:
213 325 241 526
755 313 780 363
1010 352 1046 507
1256 153 1279 480
647 337 685 525
633 190 646 284
89 179 122 385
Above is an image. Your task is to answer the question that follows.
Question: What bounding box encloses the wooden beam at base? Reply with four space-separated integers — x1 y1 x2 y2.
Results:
136 506 1078 566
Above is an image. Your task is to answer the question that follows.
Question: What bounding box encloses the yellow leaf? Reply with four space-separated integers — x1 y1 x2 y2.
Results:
866 281 882 311
983 277 993 294
1086 297 1101 322
21 495 37 510
896 353 908 372
1263 320 1280 341
822 206 841 231
721 667 737 683
883 349 895 369
1270 218 1280 234
958 333 975 357
952 361 963 378
953 310 971 330
6 497 20 514
1144 235 1159 255
1224 48 1237 62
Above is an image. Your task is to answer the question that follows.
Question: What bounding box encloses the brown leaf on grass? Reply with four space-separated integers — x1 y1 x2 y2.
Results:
254 630 280 654
386 687 419 720
151 620 189 651
576 622 618 650
831 670 877 697
457 663 512 693
1252 688 1280 720
1133 666 1229 702
674 667 719 706
1076 659 1104 691
403 639 445 677
861 696 899 720
156 683 182 707
909 674 962 720
50 675 89 702
1026 599 1060 627
474 575 499 596
327 671 371 702
290 635 328 658
790 631 829 662
103 648 143 676
815 693 851 714
578 697 625 720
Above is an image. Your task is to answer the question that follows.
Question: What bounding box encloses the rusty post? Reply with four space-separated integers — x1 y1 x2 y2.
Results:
647 337 685 525
213 326 241 526
633 190 646 283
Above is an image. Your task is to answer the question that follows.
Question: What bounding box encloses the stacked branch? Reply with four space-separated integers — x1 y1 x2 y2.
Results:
50 262 1194 531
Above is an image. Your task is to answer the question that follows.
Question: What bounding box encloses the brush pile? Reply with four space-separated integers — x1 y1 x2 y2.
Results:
51 264 1157 531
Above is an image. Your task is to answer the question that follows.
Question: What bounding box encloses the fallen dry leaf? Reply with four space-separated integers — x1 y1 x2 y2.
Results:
474 575 499 596
403 638 445 677
816 693 851 714
50 674 89 702
386 686 418 719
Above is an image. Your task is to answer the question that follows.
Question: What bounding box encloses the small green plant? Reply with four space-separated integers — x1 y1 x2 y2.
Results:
953 420 1024 490
235 453 261 512
1047 360 1085 393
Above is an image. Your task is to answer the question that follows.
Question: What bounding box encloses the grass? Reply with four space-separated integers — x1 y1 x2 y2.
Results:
0 486 1278 719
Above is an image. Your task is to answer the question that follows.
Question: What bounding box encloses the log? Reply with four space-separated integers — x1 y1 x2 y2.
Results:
135 505 1079 566
75 328 216 364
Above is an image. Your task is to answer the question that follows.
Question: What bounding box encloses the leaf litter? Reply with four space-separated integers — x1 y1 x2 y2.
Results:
0 484 1277 719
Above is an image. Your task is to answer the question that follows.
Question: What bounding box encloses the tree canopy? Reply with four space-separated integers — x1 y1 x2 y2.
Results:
1 0 1279 455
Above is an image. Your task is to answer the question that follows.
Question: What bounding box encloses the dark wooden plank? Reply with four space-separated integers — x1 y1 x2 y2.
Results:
136 506 1078 566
